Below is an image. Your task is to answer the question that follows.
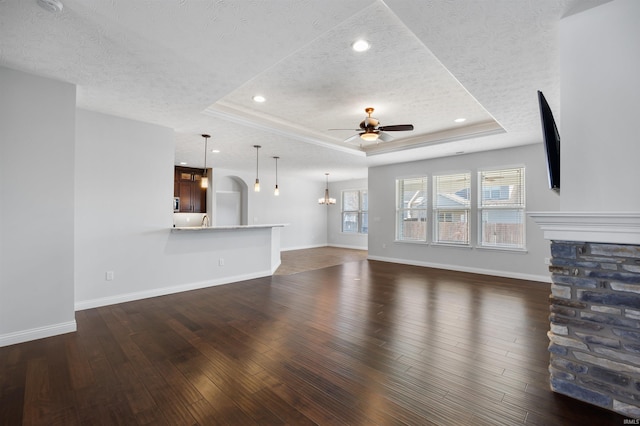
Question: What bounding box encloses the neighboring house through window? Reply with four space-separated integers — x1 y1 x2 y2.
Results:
478 167 525 249
396 177 428 241
393 167 525 250
433 172 471 245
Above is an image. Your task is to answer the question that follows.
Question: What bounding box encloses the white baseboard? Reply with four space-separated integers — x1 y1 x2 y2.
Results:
328 243 368 251
271 260 282 275
281 243 328 251
282 244 368 251
367 255 551 283
0 320 77 348
75 270 273 311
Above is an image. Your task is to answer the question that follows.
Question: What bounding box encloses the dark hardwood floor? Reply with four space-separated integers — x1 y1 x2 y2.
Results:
1 258 625 425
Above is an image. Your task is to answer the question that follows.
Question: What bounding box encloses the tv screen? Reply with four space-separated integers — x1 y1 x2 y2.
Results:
538 90 560 192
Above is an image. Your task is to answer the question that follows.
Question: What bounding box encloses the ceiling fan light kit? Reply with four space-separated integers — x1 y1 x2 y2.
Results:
360 131 379 141
331 107 414 144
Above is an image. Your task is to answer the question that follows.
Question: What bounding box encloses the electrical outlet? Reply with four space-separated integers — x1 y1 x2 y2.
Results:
219 258 224 266
105 271 114 281
544 258 551 265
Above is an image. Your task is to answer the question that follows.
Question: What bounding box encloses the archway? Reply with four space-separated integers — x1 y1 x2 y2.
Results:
215 175 248 225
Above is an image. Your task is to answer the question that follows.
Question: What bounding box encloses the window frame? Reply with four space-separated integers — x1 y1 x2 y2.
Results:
395 176 429 243
433 172 471 246
341 189 368 234
477 166 526 251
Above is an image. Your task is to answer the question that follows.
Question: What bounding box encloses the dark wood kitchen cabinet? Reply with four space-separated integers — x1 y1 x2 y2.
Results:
174 166 207 213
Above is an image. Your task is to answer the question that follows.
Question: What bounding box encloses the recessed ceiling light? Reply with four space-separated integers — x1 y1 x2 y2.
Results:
211 149 220 153
179 162 187 165
454 118 466 123
352 39 370 52
252 95 266 103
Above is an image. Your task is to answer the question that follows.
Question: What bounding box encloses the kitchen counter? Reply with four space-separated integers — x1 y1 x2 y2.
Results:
171 224 287 232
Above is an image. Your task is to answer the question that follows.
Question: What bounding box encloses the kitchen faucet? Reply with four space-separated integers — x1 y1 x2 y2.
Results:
201 214 209 227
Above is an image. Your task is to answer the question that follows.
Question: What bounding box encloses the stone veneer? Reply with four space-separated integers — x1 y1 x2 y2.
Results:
548 240 640 417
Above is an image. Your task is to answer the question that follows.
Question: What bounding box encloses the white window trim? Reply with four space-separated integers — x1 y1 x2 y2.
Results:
432 172 471 246
341 189 368 234
477 166 526 251
396 176 429 242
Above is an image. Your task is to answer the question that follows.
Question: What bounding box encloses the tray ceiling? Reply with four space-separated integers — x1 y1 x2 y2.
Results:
0 0 610 181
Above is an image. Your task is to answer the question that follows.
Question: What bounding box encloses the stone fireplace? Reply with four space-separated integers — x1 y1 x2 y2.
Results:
531 212 640 418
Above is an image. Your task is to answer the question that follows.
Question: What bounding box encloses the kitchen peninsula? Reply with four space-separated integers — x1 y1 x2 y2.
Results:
170 223 286 278
172 223 286 232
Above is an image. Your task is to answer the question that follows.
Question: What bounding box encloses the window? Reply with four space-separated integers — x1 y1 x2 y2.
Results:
361 190 368 234
396 177 428 241
433 173 470 245
479 167 525 249
342 189 368 234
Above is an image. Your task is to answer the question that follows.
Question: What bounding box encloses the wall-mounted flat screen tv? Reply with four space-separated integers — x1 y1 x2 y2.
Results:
538 90 560 192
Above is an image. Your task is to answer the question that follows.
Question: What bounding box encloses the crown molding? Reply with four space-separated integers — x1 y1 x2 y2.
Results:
528 212 640 245
364 121 505 156
203 102 366 157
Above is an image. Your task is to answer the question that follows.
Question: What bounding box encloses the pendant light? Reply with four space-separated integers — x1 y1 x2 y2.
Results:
273 156 280 196
318 173 336 205
201 134 210 189
253 145 261 192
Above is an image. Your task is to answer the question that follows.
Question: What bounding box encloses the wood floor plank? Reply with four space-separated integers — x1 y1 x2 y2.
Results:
253 365 361 425
172 355 258 426
0 248 627 425
63 334 95 391
22 357 52 425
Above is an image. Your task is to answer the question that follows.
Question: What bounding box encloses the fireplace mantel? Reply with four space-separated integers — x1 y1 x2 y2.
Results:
529 212 640 245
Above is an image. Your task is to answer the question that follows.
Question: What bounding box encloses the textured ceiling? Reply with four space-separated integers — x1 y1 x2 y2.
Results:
0 0 610 182
207 1 501 152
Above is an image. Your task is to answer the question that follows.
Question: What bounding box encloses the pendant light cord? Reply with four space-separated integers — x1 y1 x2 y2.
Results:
203 137 208 175
254 145 261 180
201 134 210 176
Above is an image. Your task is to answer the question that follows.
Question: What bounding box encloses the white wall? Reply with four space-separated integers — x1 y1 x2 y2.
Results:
368 144 560 282
327 178 368 250
0 67 77 346
75 111 278 309
213 168 328 250
74 110 329 309
75 109 173 307
215 175 244 226
560 0 640 212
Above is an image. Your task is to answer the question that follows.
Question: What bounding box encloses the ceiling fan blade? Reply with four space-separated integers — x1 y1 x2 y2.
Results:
378 124 414 132
329 128 361 131
343 134 362 144
378 132 395 142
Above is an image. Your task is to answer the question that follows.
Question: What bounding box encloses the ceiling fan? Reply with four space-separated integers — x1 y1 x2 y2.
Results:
330 107 414 144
